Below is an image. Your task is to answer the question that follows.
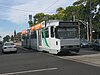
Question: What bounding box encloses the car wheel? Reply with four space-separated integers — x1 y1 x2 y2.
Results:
95 46 99 50
98 47 100 51
2 50 5 53
14 51 17 53
93 46 96 50
94 46 99 51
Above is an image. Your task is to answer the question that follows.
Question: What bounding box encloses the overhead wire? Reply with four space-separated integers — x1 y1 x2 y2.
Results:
0 0 59 14
0 0 60 20
42 0 59 12
0 3 38 13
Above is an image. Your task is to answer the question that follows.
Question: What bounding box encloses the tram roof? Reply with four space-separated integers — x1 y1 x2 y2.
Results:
21 20 79 33
46 20 78 27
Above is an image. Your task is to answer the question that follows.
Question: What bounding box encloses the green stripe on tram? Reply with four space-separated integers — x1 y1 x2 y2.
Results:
42 28 49 47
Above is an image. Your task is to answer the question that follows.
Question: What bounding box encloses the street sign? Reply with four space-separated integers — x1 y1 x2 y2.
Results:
29 15 32 21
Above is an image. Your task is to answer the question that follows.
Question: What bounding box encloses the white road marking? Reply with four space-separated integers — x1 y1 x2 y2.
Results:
0 68 57 75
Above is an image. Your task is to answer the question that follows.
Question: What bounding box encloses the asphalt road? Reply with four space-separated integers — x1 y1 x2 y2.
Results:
0 46 100 75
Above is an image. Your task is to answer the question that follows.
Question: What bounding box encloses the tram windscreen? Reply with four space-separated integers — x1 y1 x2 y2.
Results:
56 27 79 39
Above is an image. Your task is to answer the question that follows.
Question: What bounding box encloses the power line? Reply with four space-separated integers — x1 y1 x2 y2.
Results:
0 4 38 13
0 0 60 20
42 0 59 12
0 1 57 14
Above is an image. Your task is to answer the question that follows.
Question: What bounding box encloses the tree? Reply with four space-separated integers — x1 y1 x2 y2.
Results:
56 7 65 20
14 30 16 37
3 35 10 42
28 20 33 27
73 0 100 35
93 13 100 32
31 0 100 38
56 7 64 13
33 13 57 24
33 13 45 24
16 32 21 41
11 35 14 41
64 6 77 21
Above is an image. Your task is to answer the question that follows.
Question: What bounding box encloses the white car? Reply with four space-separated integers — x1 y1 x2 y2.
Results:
2 42 17 53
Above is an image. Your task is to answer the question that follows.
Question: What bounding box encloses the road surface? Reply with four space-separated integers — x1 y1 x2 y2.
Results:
0 46 100 75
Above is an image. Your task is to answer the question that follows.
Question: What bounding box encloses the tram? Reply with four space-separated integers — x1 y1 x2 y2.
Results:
21 20 80 54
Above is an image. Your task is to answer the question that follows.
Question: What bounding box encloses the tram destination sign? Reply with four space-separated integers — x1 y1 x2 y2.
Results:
59 22 78 27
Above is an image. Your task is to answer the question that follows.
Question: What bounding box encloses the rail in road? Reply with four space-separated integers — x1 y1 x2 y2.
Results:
0 45 100 75
13 43 100 68
1 43 100 68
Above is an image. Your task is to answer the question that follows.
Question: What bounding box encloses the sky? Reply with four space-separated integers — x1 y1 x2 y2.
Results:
0 0 77 40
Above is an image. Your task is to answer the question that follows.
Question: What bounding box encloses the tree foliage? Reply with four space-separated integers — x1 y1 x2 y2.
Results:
33 13 45 24
11 35 14 41
73 0 100 32
16 32 21 42
32 0 100 33
3 35 10 42
28 20 33 27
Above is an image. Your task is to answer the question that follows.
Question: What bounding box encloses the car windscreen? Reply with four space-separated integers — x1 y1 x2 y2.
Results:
5 43 14 46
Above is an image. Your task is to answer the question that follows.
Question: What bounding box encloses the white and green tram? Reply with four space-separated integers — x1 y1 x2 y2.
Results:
21 20 80 54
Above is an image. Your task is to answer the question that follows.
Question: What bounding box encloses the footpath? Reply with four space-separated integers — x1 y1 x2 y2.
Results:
59 53 100 67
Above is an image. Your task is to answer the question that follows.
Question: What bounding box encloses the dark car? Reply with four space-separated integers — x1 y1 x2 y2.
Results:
0 41 3 47
92 39 100 51
80 39 91 48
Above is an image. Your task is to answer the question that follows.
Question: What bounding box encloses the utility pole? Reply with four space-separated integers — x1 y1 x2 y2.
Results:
75 19 89 40
86 22 89 41
89 0 92 42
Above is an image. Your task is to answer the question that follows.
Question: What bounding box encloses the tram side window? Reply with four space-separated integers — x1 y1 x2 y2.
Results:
22 34 27 40
51 26 54 37
26 34 29 39
31 32 34 39
42 31 44 38
31 31 36 39
45 28 49 38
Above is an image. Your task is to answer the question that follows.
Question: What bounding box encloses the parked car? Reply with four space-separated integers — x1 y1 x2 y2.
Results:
2 42 17 53
0 41 3 47
80 39 91 48
92 39 100 51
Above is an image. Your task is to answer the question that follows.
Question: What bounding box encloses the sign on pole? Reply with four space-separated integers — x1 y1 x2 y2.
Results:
29 15 32 21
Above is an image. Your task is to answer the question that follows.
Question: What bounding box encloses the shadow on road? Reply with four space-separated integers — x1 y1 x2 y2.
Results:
56 48 100 56
56 52 79 56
